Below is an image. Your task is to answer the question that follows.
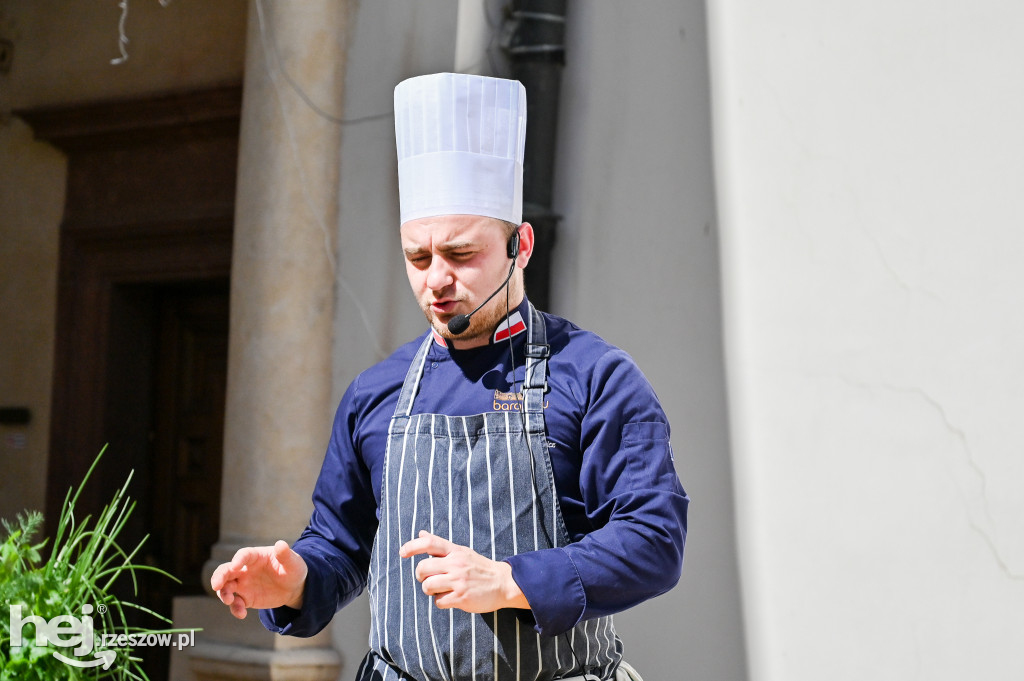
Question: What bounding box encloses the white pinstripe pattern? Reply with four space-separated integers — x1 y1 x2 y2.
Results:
409 417 429 681
504 412 523 681
395 414 412 676
484 426 500 681
527 419 544 681
425 416 451 681
447 420 456 681
465 417 477 680
585 622 593 669
504 412 519 557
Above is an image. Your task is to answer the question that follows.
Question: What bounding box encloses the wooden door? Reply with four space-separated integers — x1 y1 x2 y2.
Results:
141 281 229 679
148 283 228 604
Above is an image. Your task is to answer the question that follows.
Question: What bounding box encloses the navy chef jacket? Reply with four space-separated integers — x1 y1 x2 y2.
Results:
261 298 689 638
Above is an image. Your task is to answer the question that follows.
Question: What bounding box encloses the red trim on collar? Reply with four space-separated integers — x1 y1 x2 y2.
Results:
493 311 526 344
432 329 448 347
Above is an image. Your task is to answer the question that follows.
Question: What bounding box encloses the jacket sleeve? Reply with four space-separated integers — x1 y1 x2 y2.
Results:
505 347 689 636
260 376 380 637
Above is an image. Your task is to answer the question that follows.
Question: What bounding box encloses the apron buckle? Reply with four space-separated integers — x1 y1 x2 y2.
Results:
524 342 550 358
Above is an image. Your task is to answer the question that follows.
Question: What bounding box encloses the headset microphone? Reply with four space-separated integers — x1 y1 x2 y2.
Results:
446 314 472 335
447 230 520 335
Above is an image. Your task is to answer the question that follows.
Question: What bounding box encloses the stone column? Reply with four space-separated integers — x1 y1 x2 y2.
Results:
172 2 347 679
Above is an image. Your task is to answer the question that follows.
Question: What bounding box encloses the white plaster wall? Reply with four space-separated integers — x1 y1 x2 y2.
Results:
552 2 745 680
707 2 1024 679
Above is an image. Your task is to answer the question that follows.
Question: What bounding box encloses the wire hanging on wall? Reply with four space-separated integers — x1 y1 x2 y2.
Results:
110 0 173 65
110 0 129 64
252 0 391 127
253 0 387 361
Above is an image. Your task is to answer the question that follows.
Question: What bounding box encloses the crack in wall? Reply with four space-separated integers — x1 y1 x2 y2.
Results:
855 225 942 306
840 375 1023 581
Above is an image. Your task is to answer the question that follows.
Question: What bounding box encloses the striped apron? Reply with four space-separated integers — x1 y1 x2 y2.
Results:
357 304 622 681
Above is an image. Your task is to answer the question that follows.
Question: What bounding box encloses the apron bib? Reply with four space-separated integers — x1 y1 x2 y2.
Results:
357 304 621 681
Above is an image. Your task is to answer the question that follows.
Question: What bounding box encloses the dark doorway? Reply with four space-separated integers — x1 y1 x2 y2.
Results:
22 88 240 681
105 280 229 679
148 282 229 607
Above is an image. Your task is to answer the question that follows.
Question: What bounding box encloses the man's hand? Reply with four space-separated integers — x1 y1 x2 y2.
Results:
210 540 308 619
400 530 531 613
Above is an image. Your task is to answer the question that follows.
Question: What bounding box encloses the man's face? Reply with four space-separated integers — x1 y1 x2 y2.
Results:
401 214 524 349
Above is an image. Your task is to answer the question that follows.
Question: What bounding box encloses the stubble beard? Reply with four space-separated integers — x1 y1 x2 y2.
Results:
422 282 520 345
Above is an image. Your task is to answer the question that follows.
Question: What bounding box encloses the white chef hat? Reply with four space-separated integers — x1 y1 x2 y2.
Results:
394 72 527 226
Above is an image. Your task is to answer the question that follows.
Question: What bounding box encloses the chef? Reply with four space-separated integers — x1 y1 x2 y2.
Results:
211 72 689 681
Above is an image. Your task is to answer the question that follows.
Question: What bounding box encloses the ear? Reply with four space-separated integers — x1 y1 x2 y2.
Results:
512 223 535 269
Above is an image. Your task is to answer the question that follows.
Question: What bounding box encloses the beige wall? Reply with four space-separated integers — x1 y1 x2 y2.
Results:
0 0 246 521
0 118 65 521
2 0 246 110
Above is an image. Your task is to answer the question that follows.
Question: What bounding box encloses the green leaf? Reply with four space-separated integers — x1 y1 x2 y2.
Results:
0 446 184 680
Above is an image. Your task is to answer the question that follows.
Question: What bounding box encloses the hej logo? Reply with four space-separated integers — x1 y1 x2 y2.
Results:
8 603 196 670
9 603 114 669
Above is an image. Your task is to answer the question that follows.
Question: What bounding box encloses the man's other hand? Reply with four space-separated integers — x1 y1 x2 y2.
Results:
400 530 531 613
210 540 308 619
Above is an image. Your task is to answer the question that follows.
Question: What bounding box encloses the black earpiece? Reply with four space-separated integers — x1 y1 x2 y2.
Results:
506 229 521 259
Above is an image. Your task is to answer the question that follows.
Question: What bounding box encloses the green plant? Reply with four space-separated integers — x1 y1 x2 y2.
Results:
0 446 189 680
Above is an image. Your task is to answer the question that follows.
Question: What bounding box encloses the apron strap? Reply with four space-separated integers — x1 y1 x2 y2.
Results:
523 303 549 431
393 333 433 418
